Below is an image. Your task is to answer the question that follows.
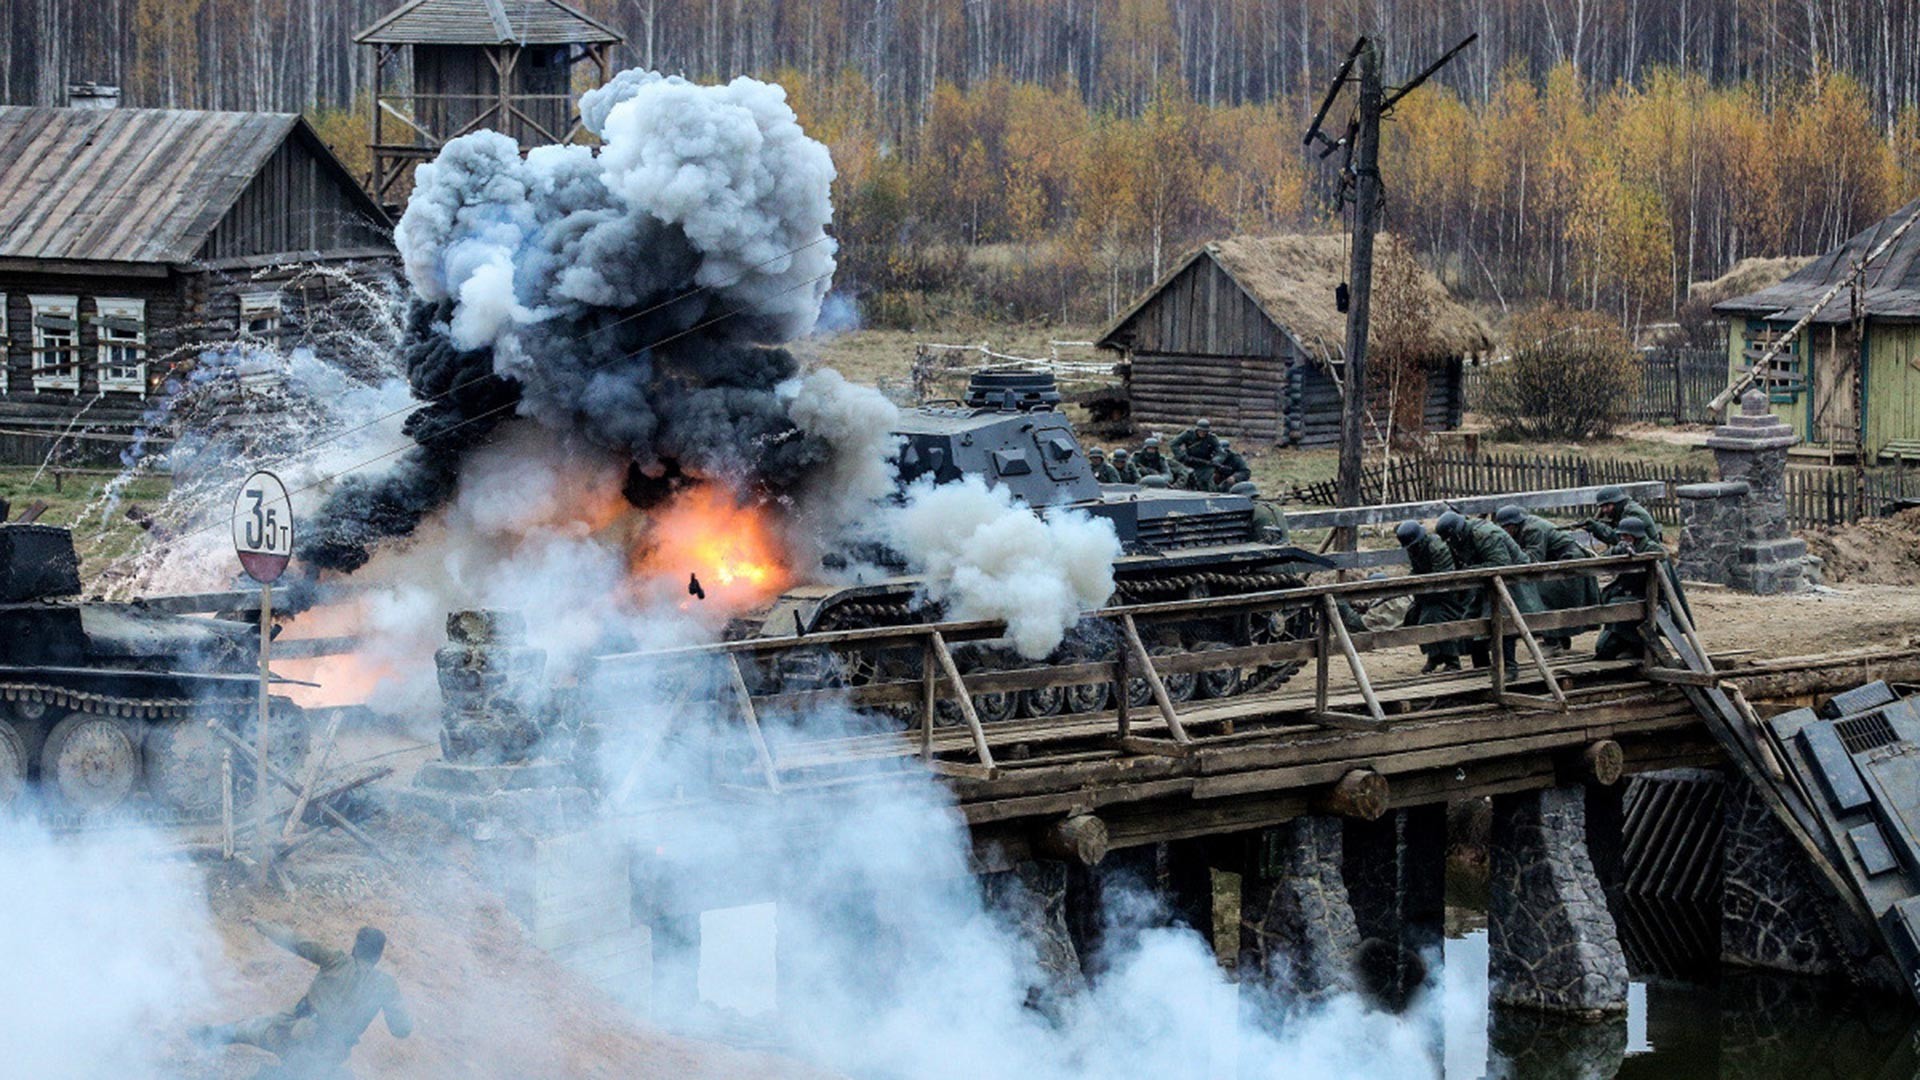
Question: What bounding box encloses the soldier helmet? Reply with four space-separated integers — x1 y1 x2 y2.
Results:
1394 520 1425 546
1143 435 1161 447
1113 448 1131 460
1196 418 1212 429
1229 481 1258 496
1618 516 1650 538
1436 511 1467 537
1218 438 1232 449
1494 505 1526 526
353 926 387 963
1139 474 1171 488
1089 447 1106 458
1595 485 1627 506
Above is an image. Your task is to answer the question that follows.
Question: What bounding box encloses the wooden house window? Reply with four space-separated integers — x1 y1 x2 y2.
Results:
95 298 147 394
29 295 79 392
240 293 283 338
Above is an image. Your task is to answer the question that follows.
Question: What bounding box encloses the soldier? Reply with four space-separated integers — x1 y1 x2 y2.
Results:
1134 435 1186 484
1495 504 1599 654
1171 419 1222 490
1088 447 1122 483
1594 516 1673 660
1231 481 1289 543
196 921 411 1079
1580 485 1663 545
1437 510 1543 669
1212 439 1251 492
1111 447 1143 484
1396 520 1465 673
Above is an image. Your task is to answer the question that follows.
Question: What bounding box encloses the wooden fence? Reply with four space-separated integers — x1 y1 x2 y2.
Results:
1462 347 1728 426
1292 447 1919 530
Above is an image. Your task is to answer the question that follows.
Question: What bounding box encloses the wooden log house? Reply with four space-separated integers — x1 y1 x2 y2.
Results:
0 101 392 462
1096 234 1490 446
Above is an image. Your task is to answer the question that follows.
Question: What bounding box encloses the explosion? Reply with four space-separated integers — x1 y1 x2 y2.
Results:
633 485 791 612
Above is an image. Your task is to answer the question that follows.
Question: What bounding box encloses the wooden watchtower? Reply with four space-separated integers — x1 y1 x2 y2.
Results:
354 0 623 207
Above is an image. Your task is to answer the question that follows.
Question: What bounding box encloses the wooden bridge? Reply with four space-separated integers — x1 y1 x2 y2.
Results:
588 552 1757 867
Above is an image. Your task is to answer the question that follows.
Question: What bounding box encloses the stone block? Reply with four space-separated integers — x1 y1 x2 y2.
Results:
1488 787 1628 1017
1240 816 1359 1001
447 609 527 646
982 859 1085 1011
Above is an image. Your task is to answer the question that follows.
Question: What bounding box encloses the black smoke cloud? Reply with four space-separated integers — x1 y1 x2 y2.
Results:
299 70 839 574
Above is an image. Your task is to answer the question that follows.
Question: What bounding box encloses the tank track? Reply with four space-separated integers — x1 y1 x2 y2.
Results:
1 682 293 821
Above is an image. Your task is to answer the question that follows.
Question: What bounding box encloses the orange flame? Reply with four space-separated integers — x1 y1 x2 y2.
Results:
633 484 791 611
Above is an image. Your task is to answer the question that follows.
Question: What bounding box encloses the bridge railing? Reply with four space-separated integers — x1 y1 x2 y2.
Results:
589 552 1676 789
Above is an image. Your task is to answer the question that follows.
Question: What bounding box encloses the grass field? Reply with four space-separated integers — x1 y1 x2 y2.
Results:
0 466 170 568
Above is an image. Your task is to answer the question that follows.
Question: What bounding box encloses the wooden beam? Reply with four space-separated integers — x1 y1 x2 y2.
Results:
1312 768 1390 820
727 655 783 794
1284 482 1666 530
929 630 996 773
1120 612 1190 744
1493 575 1568 712
1033 813 1110 866
1321 594 1387 724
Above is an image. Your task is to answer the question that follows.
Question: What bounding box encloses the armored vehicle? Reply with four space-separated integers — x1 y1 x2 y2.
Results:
745 370 1331 718
0 523 304 815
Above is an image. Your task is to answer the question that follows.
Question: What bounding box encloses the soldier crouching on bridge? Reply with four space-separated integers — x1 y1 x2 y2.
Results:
1594 516 1692 661
1579 485 1664 545
1396 520 1465 673
1437 510 1543 670
1495 504 1599 656
195 921 411 1079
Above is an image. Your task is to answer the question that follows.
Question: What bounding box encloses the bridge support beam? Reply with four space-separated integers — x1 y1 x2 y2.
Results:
1239 816 1359 1000
1488 786 1629 1017
983 859 1085 1010
1342 806 1446 1006
1719 776 1848 977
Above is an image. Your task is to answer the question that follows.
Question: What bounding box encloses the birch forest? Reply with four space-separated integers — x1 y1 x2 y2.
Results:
6 0 1919 326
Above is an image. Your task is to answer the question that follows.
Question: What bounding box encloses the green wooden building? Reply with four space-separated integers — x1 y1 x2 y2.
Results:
1715 196 1920 459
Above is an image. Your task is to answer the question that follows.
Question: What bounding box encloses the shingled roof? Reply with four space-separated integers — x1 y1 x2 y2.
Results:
0 106 384 266
1098 233 1492 364
1714 197 1920 322
355 0 623 45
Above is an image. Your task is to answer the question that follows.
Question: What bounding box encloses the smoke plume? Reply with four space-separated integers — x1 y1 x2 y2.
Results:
301 70 839 575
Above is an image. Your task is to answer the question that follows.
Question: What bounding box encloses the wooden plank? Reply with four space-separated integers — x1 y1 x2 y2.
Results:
930 630 996 773
1322 594 1387 724
1493 574 1569 712
728 655 783 794
1120 612 1190 744
1283 482 1666 530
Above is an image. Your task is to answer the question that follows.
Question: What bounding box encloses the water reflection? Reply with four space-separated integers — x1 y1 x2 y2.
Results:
1440 926 1920 1079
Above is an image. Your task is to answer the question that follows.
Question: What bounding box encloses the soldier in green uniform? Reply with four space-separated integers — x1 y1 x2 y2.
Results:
1594 516 1669 660
196 921 412 1078
1495 504 1600 654
1581 485 1663 545
1397 520 1466 673
1111 447 1143 484
1133 435 1185 484
1171 419 1221 490
1231 481 1289 543
1212 439 1252 492
1437 510 1543 669
1088 447 1122 483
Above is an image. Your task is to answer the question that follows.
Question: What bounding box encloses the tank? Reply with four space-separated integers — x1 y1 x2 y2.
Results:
742 370 1331 719
0 523 306 816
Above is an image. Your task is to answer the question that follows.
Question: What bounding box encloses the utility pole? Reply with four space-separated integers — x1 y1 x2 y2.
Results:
1335 41 1382 551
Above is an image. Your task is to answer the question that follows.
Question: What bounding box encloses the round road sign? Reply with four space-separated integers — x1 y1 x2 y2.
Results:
232 471 294 584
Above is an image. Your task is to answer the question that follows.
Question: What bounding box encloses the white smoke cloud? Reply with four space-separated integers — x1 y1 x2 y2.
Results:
0 812 218 1078
882 476 1120 658
780 367 900 534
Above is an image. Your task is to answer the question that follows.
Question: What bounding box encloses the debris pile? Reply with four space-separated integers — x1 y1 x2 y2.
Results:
1803 508 1920 585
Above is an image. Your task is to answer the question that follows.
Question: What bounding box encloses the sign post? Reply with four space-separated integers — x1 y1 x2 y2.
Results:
233 471 293 878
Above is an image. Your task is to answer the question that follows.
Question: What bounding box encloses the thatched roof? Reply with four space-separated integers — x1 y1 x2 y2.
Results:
1714 197 1920 322
1097 233 1492 365
1688 255 1815 308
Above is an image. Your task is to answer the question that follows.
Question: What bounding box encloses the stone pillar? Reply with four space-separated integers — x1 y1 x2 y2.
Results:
404 610 592 835
1342 806 1446 1007
1487 787 1628 1017
1239 816 1360 1001
1678 389 1806 594
982 859 1085 1011
1719 777 1844 976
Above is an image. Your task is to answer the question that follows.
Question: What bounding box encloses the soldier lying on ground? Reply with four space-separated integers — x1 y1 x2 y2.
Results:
1211 439 1251 492
196 921 411 1079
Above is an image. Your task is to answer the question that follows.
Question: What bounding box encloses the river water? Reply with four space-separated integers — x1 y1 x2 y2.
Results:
1440 923 1919 1079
